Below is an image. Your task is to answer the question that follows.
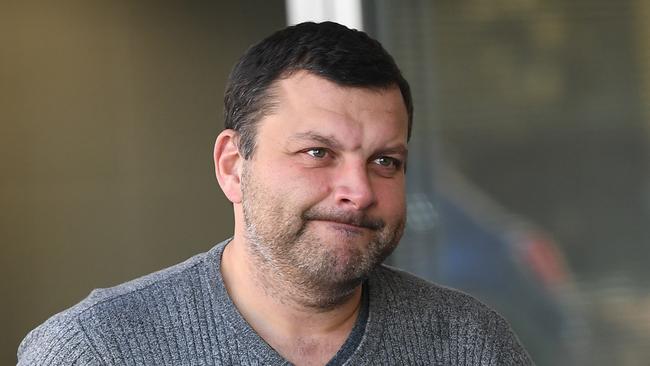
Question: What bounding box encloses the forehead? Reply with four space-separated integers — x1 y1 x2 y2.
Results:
274 71 405 115
258 71 408 147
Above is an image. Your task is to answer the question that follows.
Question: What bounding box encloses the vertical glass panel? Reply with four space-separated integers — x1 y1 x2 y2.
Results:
365 1 650 364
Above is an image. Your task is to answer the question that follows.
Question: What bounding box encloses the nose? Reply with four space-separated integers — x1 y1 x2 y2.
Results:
333 162 377 211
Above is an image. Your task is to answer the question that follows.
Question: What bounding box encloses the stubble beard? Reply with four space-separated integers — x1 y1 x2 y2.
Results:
240 164 405 310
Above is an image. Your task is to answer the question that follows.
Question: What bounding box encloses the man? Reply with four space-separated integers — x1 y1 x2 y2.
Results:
18 22 533 365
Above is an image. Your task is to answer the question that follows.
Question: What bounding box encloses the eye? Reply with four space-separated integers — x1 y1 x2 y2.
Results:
305 148 328 158
373 156 402 170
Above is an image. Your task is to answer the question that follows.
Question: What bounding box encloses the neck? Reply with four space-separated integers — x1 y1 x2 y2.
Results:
221 237 363 365
221 237 363 336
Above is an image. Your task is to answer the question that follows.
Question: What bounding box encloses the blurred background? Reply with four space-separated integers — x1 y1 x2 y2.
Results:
1 1 649 365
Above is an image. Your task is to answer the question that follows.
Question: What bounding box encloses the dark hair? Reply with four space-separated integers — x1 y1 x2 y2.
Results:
224 21 413 159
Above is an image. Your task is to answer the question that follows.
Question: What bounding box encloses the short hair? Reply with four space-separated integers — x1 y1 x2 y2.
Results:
224 21 413 159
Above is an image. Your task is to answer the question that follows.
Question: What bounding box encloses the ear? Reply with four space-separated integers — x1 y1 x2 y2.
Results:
214 129 243 203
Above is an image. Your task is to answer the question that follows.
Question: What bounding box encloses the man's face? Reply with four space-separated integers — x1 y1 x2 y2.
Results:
240 71 408 305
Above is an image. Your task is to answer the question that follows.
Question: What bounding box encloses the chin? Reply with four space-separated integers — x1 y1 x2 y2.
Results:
322 246 377 280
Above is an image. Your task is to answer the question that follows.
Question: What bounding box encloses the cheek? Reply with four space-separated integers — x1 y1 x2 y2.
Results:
265 163 332 200
373 178 406 212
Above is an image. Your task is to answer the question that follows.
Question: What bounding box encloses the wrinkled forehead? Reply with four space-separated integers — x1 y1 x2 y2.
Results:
257 72 408 148
275 72 405 117
271 70 406 110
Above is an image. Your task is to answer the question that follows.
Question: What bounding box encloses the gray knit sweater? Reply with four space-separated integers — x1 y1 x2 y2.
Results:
18 240 534 365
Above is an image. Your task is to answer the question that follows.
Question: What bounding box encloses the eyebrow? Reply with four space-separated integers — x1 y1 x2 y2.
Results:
288 131 408 156
378 145 408 158
288 131 344 150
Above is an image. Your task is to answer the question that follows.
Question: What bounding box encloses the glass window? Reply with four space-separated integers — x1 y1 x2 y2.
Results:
364 1 650 364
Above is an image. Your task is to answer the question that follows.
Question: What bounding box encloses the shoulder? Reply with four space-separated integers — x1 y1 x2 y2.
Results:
370 264 496 316
17 307 102 365
18 246 217 365
368 265 534 365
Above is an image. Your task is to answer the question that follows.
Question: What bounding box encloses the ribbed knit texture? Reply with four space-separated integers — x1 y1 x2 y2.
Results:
18 239 534 365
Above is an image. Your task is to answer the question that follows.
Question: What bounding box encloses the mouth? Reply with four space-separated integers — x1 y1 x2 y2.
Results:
311 220 370 234
302 210 385 231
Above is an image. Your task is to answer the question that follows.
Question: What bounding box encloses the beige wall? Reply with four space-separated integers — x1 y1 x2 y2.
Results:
0 1 285 363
